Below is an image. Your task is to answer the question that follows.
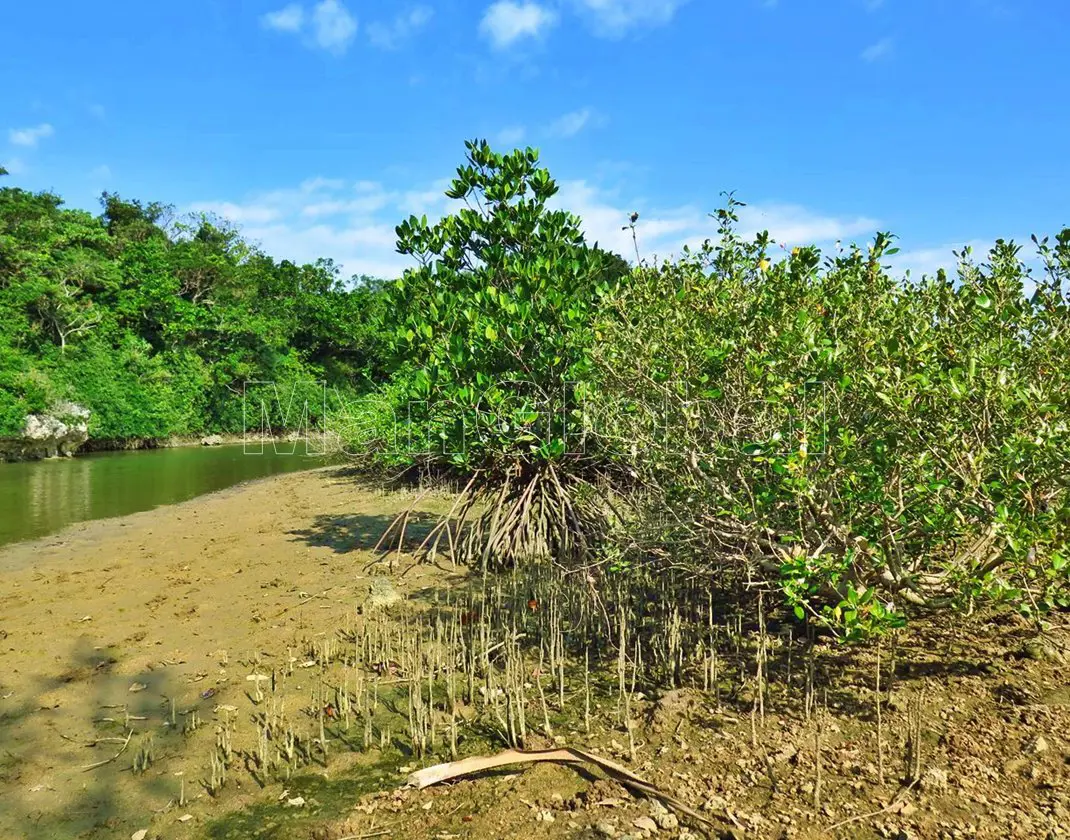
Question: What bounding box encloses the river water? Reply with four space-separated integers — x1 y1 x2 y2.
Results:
0 443 333 548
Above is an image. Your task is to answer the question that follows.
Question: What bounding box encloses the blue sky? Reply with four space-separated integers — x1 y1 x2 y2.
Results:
2 0 1068 280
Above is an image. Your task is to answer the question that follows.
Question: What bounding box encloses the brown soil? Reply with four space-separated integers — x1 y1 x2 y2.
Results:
0 467 1067 840
0 466 456 839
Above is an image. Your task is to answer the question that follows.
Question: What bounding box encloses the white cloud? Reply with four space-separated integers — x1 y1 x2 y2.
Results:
547 108 593 138
312 0 358 54
262 1 357 54
735 203 879 245
1 157 27 176
9 123 54 147
886 239 998 280
549 181 881 262
398 180 453 217
496 126 527 146
191 169 880 282
189 201 284 225
262 3 305 32
886 237 1043 298
367 6 433 49
571 0 691 37
189 177 452 280
480 1 558 49
299 176 346 192
861 36 893 62
88 164 112 181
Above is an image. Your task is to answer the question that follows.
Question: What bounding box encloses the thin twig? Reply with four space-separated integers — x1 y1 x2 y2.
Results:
81 729 133 771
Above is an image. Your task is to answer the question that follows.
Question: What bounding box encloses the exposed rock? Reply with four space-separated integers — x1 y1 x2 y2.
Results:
1026 735 1050 755
201 434 225 446
365 576 401 609
921 767 949 793
1022 637 1067 665
0 401 90 461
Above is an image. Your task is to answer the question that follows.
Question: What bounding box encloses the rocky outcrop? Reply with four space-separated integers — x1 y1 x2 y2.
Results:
201 434 225 446
0 402 91 461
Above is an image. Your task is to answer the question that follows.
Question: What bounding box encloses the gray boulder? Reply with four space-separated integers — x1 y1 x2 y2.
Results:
1 401 90 461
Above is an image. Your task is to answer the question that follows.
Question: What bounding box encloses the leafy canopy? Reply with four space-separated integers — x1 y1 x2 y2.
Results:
384 139 628 468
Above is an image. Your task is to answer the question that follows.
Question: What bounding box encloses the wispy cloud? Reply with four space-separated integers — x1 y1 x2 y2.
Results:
261 1 358 54
571 0 692 37
190 177 451 280
312 0 358 54
496 126 527 146
190 201 284 226
88 164 112 181
737 203 879 246
262 3 305 32
860 36 893 62
192 168 881 282
9 123 54 147
1 157 27 176
550 181 880 261
547 108 595 138
367 6 433 49
479 1 558 49
885 239 1015 280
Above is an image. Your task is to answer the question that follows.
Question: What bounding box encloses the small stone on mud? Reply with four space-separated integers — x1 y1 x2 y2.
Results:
921 767 949 792
633 815 658 832
1026 735 1050 755
654 812 678 830
596 820 619 837
366 576 401 608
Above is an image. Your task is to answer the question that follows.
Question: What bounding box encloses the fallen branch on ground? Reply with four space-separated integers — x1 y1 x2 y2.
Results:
402 747 718 833
81 729 133 771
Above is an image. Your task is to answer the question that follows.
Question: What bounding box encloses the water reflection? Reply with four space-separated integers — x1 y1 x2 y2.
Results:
0 444 331 548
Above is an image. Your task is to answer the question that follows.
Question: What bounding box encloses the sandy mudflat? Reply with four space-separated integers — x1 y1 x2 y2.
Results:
0 465 454 839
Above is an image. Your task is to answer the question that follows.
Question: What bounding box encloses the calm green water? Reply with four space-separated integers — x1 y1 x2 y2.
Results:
0 443 333 548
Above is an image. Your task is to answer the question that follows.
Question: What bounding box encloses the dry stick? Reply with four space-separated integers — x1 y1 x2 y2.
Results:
584 647 592 735
813 692 824 811
272 587 336 619
81 729 133 771
825 778 919 834
875 639 885 786
404 747 718 831
909 685 926 783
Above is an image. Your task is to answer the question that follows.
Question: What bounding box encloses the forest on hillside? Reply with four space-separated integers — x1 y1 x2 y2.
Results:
0 164 390 443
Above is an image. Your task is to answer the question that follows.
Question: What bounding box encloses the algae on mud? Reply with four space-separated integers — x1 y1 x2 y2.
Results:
204 760 399 840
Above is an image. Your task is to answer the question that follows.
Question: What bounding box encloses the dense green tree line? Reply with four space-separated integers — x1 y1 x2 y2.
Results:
365 141 1069 635
0 166 389 442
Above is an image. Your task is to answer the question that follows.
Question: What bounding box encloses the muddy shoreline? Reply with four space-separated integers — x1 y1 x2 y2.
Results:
0 466 455 839
0 469 1066 840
